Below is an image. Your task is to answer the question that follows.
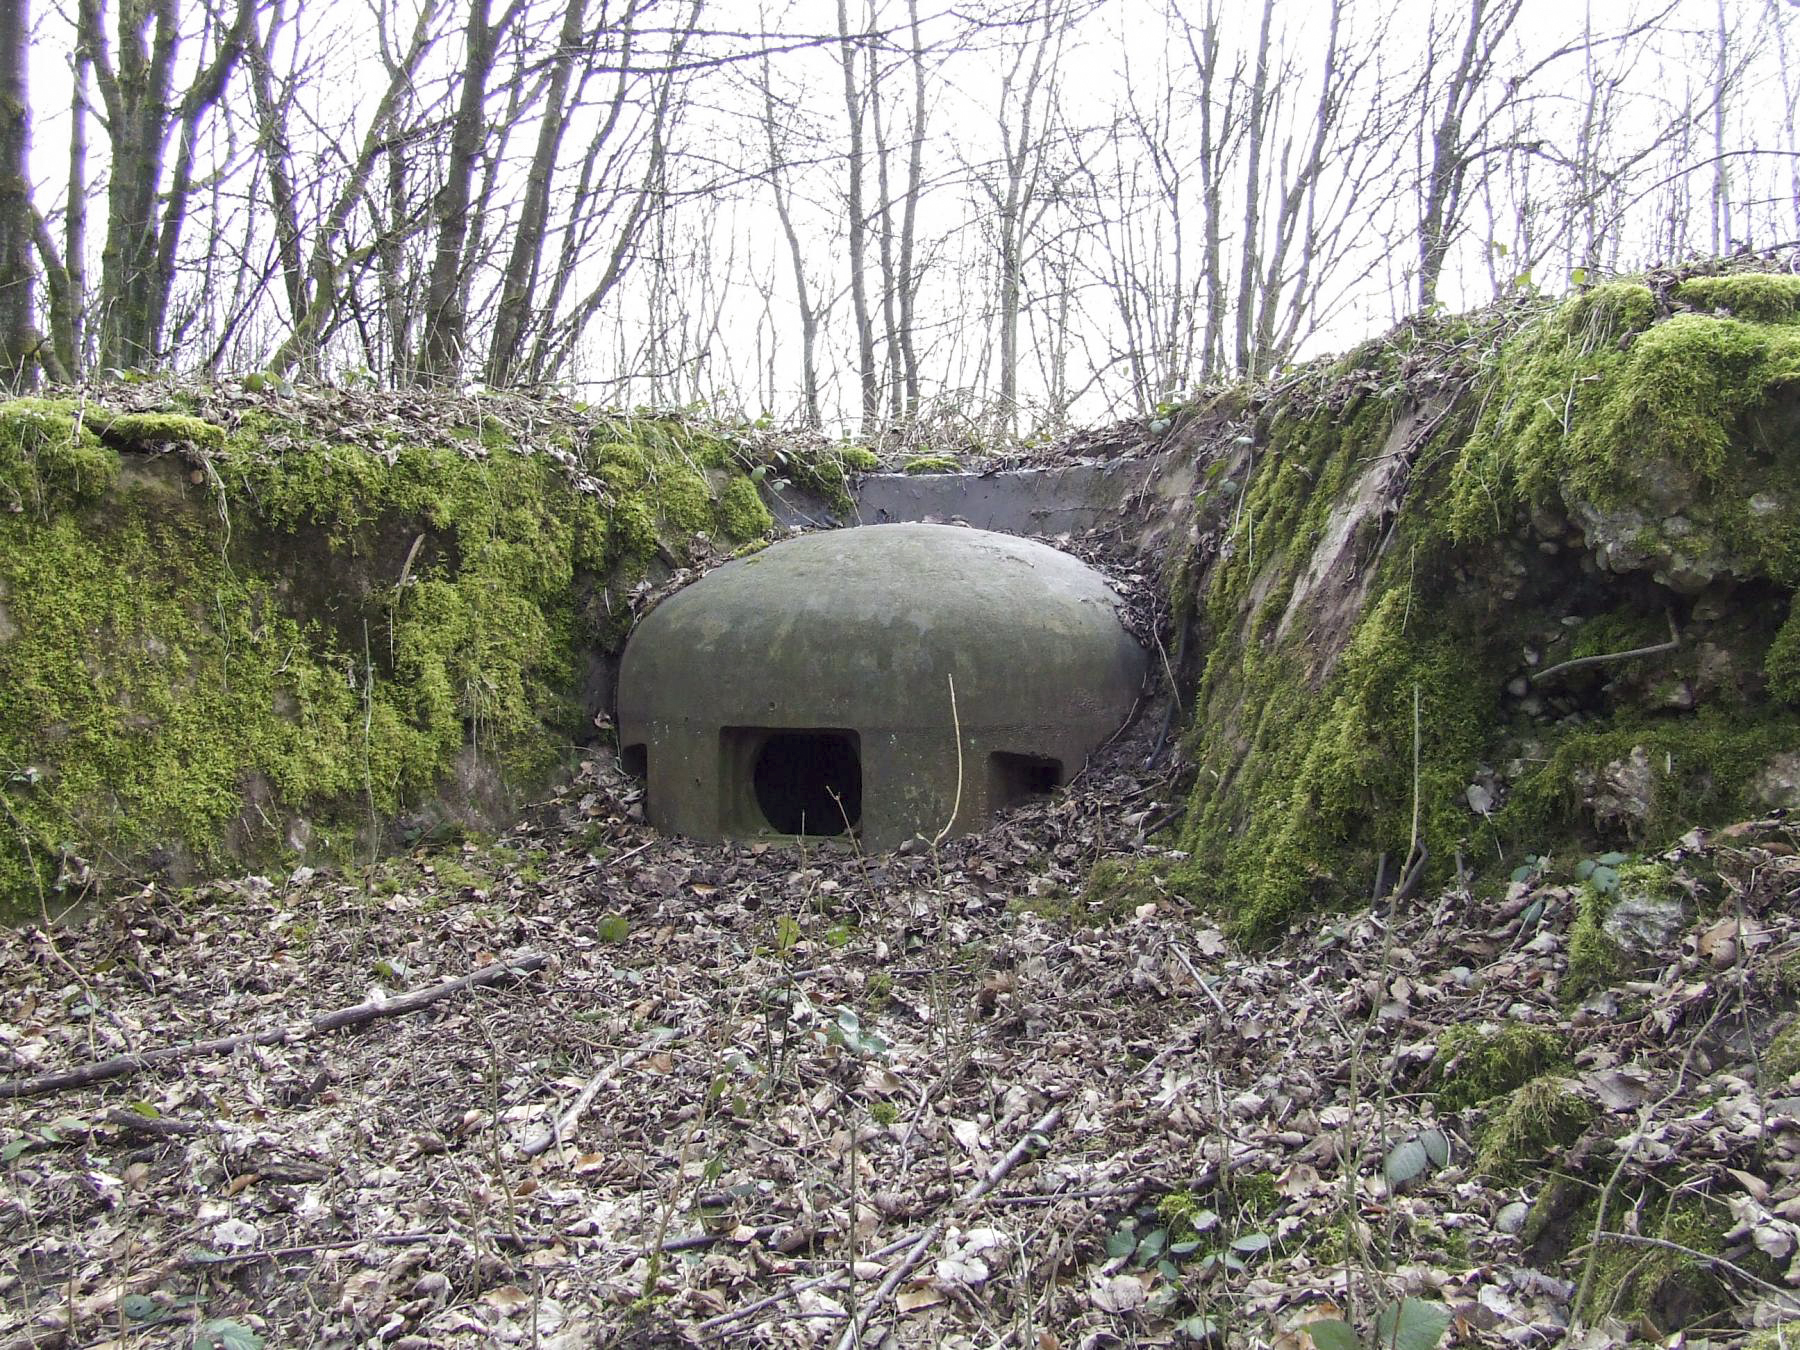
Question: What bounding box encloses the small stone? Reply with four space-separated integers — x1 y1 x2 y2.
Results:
1529 508 1568 541
1660 680 1696 711
1581 745 1654 831
1753 752 1800 811
1654 552 1720 595
1505 676 1529 699
1522 647 1540 667
1696 642 1735 691
1692 592 1730 621
1750 492 1781 517
1519 695 1546 718
1466 783 1495 815
1603 888 1690 956
1496 1201 1530 1235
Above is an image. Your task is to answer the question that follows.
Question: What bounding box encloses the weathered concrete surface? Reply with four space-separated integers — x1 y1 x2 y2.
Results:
766 449 1195 554
617 524 1146 849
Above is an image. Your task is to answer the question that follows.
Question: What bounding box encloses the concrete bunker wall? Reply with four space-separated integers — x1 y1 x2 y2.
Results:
617 524 1145 849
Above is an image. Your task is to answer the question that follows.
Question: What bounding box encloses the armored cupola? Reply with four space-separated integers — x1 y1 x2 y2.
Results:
617 523 1145 849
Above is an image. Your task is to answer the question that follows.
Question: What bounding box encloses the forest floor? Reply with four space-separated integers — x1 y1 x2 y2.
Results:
3 703 1800 1349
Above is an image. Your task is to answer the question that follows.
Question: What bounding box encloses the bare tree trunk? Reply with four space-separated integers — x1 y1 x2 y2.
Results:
1179 0 1227 379
28 8 90 379
1710 0 1731 253
264 0 445 378
868 12 902 426
0 0 34 389
757 35 822 427
1416 0 1525 309
897 0 927 416
483 0 591 387
837 0 877 436
63 30 91 371
248 0 308 338
526 0 699 382
987 0 1061 438
1251 0 1341 372
418 0 507 384
1232 0 1272 372
82 0 255 371
1770 0 1800 241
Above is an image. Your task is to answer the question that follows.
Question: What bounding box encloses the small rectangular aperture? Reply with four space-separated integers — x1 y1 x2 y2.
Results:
988 751 1063 813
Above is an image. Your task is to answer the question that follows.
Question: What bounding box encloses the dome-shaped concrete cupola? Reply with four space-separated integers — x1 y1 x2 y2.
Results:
617 523 1145 849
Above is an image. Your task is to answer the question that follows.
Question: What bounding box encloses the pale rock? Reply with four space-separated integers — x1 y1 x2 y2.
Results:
1602 886 1691 957
1578 745 1654 832
1753 751 1800 811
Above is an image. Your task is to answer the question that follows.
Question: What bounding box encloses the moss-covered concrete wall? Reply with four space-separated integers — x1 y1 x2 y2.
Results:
1158 270 1800 941
0 386 839 914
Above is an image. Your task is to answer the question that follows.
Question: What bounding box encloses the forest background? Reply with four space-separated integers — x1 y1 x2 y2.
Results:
0 0 1794 442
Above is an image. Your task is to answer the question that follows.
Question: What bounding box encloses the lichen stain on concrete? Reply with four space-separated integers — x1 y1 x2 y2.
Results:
617 523 1146 849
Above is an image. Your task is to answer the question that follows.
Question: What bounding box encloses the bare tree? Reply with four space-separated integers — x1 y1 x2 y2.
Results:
76 0 258 371
483 0 591 386
0 0 34 388
836 0 878 435
895 0 929 417
262 0 446 378
520 0 701 383
755 27 825 425
417 0 522 383
979 0 1071 435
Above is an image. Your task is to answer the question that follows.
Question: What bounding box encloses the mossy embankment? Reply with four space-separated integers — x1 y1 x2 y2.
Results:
0 388 856 914
1156 269 1800 942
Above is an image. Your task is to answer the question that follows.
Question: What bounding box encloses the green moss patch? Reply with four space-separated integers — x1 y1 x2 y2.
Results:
1475 1074 1593 1176
1765 1020 1800 1085
1577 1195 1733 1333
1435 1023 1566 1111
0 399 120 515
94 411 226 453
716 476 772 540
1166 277 1800 940
0 394 792 913
1675 273 1800 323
1745 1321 1800 1350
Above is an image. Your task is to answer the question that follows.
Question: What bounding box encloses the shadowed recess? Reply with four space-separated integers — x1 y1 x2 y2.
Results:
748 730 862 836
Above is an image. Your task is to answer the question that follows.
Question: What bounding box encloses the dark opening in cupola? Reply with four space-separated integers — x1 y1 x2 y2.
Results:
736 728 862 836
988 752 1063 812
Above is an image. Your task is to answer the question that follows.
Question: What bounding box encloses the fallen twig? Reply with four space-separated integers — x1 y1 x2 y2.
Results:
700 1105 1065 1340
518 1034 669 1157
1167 942 1232 1020
0 951 549 1099
1531 609 1680 686
832 1104 1065 1350
695 1233 919 1333
180 1229 442 1270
